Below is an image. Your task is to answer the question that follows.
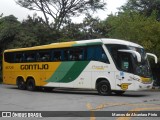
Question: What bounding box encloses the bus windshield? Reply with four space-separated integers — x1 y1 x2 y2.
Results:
106 44 152 78
128 46 152 77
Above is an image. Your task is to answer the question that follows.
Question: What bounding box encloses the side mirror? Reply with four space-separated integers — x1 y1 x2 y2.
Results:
118 49 141 63
146 53 158 64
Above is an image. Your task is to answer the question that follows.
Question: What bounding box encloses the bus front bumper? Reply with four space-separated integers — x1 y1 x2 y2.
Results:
137 82 153 90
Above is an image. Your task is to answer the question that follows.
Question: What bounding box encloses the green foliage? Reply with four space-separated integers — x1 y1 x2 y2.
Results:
61 14 111 41
121 0 160 20
107 10 160 61
7 15 60 49
0 15 20 52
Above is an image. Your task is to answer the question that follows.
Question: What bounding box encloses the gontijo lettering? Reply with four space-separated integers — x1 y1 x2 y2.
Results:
20 64 49 70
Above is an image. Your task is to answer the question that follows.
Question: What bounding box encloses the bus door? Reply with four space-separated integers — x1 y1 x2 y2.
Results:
115 52 135 91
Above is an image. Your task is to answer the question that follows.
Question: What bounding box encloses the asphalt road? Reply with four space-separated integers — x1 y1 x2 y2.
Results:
0 84 160 120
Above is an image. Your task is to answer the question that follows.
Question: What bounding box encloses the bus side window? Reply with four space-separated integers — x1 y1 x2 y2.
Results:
95 46 110 63
87 46 109 63
53 51 62 61
25 52 36 62
37 51 51 62
64 48 85 61
87 47 95 61
15 53 23 62
4 52 14 63
64 49 69 61
74 48 85 61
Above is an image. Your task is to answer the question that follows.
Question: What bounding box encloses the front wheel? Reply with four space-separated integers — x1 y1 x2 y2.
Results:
97 80 111 96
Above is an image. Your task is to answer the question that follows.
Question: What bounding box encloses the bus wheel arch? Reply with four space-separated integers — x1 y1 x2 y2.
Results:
26 77 36 91
96 78 111 96
16 76 26 90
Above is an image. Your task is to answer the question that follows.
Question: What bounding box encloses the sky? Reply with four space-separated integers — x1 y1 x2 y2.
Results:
0 0 127 22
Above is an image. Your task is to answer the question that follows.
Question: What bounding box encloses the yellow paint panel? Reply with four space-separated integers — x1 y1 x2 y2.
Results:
3 62 61 86
41 62 61 86
5 41 76 52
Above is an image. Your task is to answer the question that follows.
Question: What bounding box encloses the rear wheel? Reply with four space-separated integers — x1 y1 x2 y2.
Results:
26 78 36 91
97 80 111 96
17 78 26 90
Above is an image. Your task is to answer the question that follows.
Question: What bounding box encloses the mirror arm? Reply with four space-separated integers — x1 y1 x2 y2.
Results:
146 53 158 64
118 50 141 62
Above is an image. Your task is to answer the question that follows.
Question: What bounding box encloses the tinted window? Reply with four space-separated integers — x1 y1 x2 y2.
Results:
106 44 133 73
117 53 133 72
4 52 14 63
4 46 109 63
64 48 85 61
87 46 109 63
52 50 62 61
24 52 36 62
37 51 51 62
15 53 24 62
106 44 128 62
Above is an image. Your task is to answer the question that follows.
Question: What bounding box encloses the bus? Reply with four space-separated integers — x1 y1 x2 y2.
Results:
2 38 158 95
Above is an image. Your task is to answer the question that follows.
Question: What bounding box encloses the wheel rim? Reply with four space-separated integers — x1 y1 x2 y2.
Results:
18 81 24 89
100 84 108 94
28 82 33 90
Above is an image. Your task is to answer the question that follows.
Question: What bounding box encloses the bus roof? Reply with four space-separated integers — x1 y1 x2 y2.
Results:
4 38 143 52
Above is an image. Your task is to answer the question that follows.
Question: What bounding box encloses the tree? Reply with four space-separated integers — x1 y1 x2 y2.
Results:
106 10 160 82
121 0 160 20
80 14 103 39
107 10 160 60
16 0 106 31
60 13 111 41
0 15 20 53
8 14 59 48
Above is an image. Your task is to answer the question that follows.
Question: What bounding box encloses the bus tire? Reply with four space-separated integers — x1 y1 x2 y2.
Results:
97 80 111 96
114 91 125 95
26 78 36 91
17 78 26 90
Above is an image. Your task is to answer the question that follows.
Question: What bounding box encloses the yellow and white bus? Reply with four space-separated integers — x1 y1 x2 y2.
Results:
3 38 158 95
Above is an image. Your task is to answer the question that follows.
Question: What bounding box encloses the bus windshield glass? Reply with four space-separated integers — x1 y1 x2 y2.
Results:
106 44 152 77
128 46 152 77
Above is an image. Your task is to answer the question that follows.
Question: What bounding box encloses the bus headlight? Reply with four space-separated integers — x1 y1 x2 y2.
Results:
140 77 152 84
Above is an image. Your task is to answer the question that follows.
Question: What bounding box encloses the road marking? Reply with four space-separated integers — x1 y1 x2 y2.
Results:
86 103 96 120
86 102 129 120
